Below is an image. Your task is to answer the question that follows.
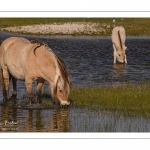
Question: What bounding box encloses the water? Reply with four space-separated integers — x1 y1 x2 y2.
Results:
0 32 150 132
1 106 150 132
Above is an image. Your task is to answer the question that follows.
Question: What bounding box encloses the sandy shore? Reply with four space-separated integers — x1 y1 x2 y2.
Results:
0 22 111 35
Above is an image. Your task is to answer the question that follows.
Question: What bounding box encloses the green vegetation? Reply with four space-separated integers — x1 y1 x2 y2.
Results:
69 83 150 118
7 82 150 118
12 81 150 118
40 99 53 108
0 18 150 36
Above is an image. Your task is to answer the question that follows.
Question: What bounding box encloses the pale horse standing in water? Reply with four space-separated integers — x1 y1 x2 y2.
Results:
0 37 72 106
112 26 127 64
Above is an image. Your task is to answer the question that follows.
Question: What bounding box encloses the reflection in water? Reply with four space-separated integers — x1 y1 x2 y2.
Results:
113 64 127 76
1 104 150 132
110 64 128 87
69 108 150 132
0 102 69 132
0 101 18 132
49 108 69 132
26 109 44 132
25 108 69 132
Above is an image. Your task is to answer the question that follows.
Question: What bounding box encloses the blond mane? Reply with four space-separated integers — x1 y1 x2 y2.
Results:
56 55 72 88
118 30 123 49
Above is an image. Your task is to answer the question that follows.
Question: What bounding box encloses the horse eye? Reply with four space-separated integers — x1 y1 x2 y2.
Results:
59 90 62 92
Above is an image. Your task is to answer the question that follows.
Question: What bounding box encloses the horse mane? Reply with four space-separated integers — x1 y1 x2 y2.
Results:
31 39 48 55
118 30 123 49
31 39 47 46
31 39 72 89
56 55 72 89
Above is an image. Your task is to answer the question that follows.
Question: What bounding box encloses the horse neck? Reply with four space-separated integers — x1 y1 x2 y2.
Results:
43 46 71 92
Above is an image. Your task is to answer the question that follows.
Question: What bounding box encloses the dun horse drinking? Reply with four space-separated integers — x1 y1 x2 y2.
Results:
0 37 72 106
112 26 127 64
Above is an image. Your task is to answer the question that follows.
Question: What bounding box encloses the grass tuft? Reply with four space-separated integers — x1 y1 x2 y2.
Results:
69 84 150 118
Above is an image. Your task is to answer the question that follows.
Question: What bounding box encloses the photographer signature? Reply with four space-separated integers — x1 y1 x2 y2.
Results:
4 121 18 126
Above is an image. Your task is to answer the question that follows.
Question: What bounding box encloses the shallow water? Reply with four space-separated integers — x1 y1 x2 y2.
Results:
0 32 150 132
1 106 150 132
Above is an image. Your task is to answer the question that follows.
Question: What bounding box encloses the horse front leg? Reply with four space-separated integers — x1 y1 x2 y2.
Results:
125 54 127 64
35 78 44 104
25 77 33 105
113 44 117 64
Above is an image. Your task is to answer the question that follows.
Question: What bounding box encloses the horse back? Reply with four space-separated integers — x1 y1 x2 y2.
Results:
1 37 30 50
112 26 126 49
0 37 36 80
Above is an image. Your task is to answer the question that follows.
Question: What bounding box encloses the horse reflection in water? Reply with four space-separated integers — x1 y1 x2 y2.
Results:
49 108 69 132
112 64 127 87
26 109 44 132
0 37 72 106
0 101 18 132
113 64 127 75
25 108 69 132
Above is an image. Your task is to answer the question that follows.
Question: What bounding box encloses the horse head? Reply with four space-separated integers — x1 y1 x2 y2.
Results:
52 56 72 106
53 76 70 106
116 46 127 63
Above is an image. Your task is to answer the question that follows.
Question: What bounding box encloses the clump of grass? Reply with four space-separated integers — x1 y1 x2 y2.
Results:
69 84 150 118
40 100 53 108
20 99 29 105
17 92 54 108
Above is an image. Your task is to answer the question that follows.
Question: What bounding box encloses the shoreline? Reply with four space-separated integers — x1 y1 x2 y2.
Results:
1 18 150 36
0 22 111 36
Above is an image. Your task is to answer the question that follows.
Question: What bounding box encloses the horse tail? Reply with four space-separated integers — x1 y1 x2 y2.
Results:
118 30 123 49
0 69 6 100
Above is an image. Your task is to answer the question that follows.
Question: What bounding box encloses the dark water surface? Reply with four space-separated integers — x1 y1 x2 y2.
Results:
1 32 150 132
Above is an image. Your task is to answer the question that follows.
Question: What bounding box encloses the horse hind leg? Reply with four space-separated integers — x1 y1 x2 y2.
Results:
10 77 17 99
35 78 44 104
2 69 10 101
1 70 7 102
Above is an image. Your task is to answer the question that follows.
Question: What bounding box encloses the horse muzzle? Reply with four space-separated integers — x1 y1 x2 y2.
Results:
118 60 125 64
60 100 70 107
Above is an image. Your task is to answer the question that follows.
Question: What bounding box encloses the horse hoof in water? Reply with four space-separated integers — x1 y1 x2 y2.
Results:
10 94 17 99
